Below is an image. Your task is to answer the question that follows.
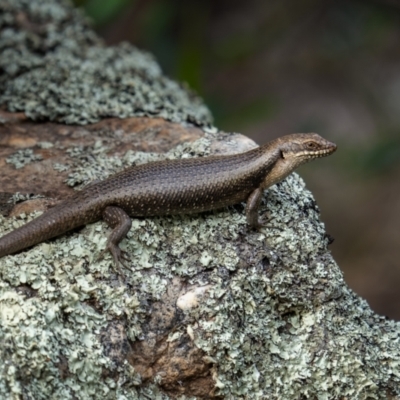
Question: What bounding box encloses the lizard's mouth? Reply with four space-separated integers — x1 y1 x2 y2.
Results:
295 145 337 159
310 141 337 158
313 146 337 157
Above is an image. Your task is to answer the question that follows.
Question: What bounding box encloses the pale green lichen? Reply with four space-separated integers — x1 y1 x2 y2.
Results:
8 192 45 204
6 148 43 169
1 133 400 399
0 0 212 126
53 163 70 172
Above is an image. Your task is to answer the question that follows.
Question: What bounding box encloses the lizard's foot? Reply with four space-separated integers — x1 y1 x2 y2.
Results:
97 243 132 270
109 245 132 270
101 206 133 270
249 218 266 230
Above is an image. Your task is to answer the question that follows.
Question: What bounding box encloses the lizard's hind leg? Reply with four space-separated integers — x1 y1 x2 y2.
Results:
100 206 132 268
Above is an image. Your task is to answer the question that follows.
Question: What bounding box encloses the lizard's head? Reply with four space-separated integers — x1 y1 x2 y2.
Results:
260 133 336 189
279 133 337 166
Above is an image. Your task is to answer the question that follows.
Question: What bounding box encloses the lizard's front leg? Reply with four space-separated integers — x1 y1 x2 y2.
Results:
245 187 265 229
101 206 132 268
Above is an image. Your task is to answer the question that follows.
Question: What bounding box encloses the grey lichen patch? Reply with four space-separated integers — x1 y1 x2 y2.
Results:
0 212 165 399
64 142 125 187
53 162 70 172
0 0 212 126
8 192 45 204
6 148 43 169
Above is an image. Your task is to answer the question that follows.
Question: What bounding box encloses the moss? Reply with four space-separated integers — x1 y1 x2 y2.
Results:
0 0 212 126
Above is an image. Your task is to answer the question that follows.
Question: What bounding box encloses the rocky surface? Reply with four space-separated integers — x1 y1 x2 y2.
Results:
0 0 399 399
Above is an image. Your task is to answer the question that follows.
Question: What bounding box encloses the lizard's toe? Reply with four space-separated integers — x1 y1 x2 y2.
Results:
97 243 132 270
120 250 131 262
109 244 132 270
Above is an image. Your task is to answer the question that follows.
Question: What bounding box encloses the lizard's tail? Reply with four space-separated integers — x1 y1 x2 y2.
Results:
0 202 97 259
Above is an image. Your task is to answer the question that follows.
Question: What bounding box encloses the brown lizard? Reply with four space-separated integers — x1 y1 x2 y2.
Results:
0 133 336 266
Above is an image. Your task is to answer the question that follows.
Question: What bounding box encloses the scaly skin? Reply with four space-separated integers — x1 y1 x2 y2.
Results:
0 133 336 266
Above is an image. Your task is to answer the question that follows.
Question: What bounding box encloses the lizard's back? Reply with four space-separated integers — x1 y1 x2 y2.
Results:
84 147 271 216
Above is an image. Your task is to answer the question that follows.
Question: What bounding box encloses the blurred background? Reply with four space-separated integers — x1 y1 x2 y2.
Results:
73 0 400 319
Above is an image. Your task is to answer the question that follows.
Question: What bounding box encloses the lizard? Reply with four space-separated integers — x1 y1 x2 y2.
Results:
0 133 336 267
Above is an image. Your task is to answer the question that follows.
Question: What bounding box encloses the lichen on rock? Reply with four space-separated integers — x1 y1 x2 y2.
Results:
0 0 212 126
0 132 400 399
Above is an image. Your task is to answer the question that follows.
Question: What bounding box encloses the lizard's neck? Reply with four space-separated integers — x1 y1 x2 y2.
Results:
261 156 298 189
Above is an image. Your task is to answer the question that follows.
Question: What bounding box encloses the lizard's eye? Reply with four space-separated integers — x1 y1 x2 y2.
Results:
306 142 317 150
